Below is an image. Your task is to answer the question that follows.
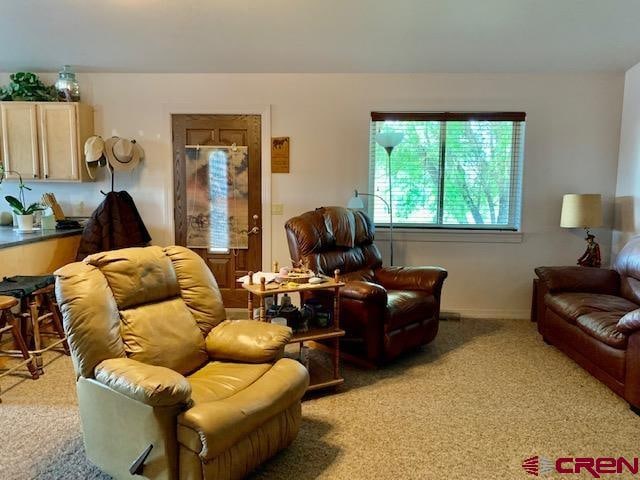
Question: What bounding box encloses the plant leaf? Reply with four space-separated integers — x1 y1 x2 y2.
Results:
24 203 43 215
5 195 25 214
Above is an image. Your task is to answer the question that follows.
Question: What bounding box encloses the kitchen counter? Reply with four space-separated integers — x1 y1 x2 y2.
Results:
0 225 83 250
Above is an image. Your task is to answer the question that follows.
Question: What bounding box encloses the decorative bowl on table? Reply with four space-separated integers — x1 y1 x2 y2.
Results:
276 269 315 284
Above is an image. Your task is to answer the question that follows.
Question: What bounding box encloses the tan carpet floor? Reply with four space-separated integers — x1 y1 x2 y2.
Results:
1 318 639 479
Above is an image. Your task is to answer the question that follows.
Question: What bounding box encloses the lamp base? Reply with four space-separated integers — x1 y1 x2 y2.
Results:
577 229 601 268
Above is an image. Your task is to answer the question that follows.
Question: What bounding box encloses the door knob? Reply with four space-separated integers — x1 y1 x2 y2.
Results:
248 214 260 235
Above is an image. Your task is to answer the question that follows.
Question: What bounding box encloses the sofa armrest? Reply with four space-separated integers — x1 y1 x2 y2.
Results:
341 281 387 305
206 320 292 364
618 308 640 334
534 266 619 295
94 358 191 407
374 266 447 295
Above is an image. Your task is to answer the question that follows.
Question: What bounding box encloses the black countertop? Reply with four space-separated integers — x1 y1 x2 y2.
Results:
0 225 83 250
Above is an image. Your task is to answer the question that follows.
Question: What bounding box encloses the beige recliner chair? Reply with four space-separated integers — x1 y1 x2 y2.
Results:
55 245 309 480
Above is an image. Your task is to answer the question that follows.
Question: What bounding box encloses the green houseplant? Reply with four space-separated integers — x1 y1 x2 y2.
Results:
0 72 57 102
1 166 43 230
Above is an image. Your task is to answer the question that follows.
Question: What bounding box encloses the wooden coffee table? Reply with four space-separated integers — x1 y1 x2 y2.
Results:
242 271 345 392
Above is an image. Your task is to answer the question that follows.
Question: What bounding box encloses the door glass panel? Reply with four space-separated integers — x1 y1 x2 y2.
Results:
185 145 249 252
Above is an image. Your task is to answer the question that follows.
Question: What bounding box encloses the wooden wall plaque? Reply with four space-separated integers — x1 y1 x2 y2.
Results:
271 137 290 173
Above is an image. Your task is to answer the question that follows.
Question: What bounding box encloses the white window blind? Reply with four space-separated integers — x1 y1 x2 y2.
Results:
369 112 525 230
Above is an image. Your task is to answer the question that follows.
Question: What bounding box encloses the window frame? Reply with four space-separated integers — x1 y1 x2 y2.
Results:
368 111 526 233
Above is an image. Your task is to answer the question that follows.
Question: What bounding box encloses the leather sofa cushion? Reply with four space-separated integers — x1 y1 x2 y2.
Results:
55 261 126 379
206 320 291 363
312 244 382 277
615 237 640 304
286 206 374 252
386 291 435 331
576 312 628 350
620 276 640 307
85 246 180 310
95 357 192 406
120 297 208 375
164 245 227 335
339 268 376 283
323 207 356 248
341 281 387 305
285 207 382 276
544 292 638 324
544 308 626 381
376 266 448 293
187 361 272 404
177 358 308 460
535 266 619 295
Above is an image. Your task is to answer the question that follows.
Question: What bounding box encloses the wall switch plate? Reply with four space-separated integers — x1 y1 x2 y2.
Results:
271 204 284 215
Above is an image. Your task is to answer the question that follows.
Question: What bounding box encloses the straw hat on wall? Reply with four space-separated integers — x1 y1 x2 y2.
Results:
104 137 145 172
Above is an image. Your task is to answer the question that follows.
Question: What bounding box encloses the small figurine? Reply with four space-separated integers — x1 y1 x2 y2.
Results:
577 233 601 268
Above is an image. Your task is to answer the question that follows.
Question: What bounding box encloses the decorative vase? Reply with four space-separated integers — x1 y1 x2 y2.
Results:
0 211 12 226
55 65 80 102
16 214 33 231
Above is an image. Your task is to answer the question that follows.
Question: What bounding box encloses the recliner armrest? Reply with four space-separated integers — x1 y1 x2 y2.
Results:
618 309 640 334
535 266 619 295
94 358 191 407
341 281 387 305
374 266 447 295
206 320 292 363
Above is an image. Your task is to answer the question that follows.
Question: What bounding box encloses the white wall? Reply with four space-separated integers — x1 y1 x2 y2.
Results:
613 62 640 256
0 73 624 318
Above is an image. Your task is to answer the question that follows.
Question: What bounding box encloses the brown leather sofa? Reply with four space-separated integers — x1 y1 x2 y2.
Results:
535 236 640 414
55 245 309 480
285 206 447 365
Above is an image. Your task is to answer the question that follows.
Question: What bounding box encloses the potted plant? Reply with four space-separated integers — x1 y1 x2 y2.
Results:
0 72 57 101
1 169 43 231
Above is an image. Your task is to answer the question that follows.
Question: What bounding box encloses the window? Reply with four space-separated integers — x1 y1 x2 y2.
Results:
369 112 525 231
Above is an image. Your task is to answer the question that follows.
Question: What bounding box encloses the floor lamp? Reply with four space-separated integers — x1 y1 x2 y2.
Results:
347 131 403 265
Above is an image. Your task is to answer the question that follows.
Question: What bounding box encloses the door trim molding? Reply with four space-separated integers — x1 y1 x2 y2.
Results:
163 104 272 271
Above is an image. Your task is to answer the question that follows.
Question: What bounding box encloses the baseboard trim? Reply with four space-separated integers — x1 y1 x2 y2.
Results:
229 307 530 321
442 308 530 320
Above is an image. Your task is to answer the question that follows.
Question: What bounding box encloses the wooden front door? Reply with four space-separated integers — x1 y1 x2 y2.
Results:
172 114 262 307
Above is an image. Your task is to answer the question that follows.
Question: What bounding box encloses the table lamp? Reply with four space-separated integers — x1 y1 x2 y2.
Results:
560 193 603 267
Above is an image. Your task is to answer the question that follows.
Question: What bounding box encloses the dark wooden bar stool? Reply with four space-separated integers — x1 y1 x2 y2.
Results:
0 275 70 374
24 284 70 373
0 295 39 400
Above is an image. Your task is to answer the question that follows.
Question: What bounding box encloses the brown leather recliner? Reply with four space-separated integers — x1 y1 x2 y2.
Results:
55 245 309 480
285 207 447 365
535 236 640 414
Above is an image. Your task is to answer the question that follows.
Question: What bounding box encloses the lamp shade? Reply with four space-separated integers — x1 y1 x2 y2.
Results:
560 194 603 228
375 132 404 148
347 192 365 209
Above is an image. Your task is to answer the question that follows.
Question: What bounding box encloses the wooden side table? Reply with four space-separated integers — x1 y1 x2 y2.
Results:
241 271 345 392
